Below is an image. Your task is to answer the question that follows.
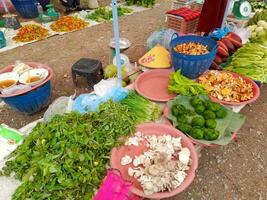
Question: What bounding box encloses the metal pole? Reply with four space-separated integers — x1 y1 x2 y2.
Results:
221 0 232 28
0 0 10 13
111 0 122 87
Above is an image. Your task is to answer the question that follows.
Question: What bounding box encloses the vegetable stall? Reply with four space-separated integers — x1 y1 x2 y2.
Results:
0 0 266 199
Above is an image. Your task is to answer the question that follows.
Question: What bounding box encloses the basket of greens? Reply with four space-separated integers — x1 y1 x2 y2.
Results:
166 95 245 146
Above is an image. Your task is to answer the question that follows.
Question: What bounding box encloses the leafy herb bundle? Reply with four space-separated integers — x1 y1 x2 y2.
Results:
121 91 161 123
86 6 133 22
1 101 136 200
126 0 155 8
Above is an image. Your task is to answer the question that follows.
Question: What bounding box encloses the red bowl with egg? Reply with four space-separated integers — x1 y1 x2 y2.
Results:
197 71 260 106
110 123 198 199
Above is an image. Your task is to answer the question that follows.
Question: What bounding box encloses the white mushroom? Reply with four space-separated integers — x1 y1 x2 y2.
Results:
148 165 160 176
171 180 181 188
121 155 132 166
167 160 177 172
125 136 139 146
143 181 154 190
174 171 187 183
178 148 191 165
126 132 191 196
128 167 135 177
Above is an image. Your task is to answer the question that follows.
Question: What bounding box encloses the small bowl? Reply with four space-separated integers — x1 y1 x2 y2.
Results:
109 38 131 50
0 72 19 91
19 68 49 86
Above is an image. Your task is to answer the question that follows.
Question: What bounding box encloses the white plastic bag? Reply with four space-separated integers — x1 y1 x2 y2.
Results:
234 28 251 44
43 95 75 122
94 78 117 97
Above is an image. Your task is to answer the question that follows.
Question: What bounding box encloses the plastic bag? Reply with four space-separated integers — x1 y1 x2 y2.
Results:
234 28 251 44
43 96 74 122
72 87 128 113
72 93 100 113
146 29 177 51
94 78 117 97
93 170 139 200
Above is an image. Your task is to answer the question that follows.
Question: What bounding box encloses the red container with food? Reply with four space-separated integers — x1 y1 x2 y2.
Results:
197 70 260 106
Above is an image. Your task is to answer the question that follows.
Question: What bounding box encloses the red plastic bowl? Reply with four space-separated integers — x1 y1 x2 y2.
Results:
163 107 237 148
134 69 176 102
0 62 54 98
110 123 198 199
198 71 260 106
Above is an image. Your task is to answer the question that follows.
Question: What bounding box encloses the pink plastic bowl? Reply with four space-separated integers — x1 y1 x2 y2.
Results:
0 62 54 98
198 71 260 106
110 123 198 199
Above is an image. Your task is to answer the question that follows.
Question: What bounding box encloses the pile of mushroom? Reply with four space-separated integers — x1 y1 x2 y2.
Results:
121 132 191 195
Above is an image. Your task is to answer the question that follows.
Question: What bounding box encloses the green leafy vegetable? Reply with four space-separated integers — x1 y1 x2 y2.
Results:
86 6 133 22
168 70 207 96
1 101 136 200
125 0 155 7
121 90 161 123
224 40 267 83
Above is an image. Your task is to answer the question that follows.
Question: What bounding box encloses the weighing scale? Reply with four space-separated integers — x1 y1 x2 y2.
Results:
0 0 21 30
232 0 252 19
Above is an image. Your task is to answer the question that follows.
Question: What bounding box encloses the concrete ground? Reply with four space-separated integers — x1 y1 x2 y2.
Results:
0 1 266 199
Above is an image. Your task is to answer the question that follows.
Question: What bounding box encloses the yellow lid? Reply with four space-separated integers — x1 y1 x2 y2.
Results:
138 45 171 69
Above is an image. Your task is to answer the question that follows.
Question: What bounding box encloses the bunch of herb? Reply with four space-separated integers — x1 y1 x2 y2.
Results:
1 101 136 200
121 91 161 124
126 0 155 8
86 6 133 22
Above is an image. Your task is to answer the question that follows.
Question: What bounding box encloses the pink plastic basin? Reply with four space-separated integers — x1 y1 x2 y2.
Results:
110 123 198 199
134 69 176 102
0 62 54 98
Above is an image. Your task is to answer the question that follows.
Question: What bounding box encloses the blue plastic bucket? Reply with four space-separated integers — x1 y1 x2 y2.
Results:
2 81 51 114
11 0 38 18
170 33 218 79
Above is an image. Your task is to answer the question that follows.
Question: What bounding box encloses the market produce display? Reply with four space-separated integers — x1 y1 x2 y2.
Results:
168 70 207 96
167 95 245 145
125 0 155 8
224 37 267 83
250 1 267 12
121 91 161 123
248 20 267 39
122 132 191 195
173 42 209 55
211 32 242 70
198 70 254 102
86 6 133 22
13 24 49 43
50 16 89 32
248 10 267 26
0 101 137 199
